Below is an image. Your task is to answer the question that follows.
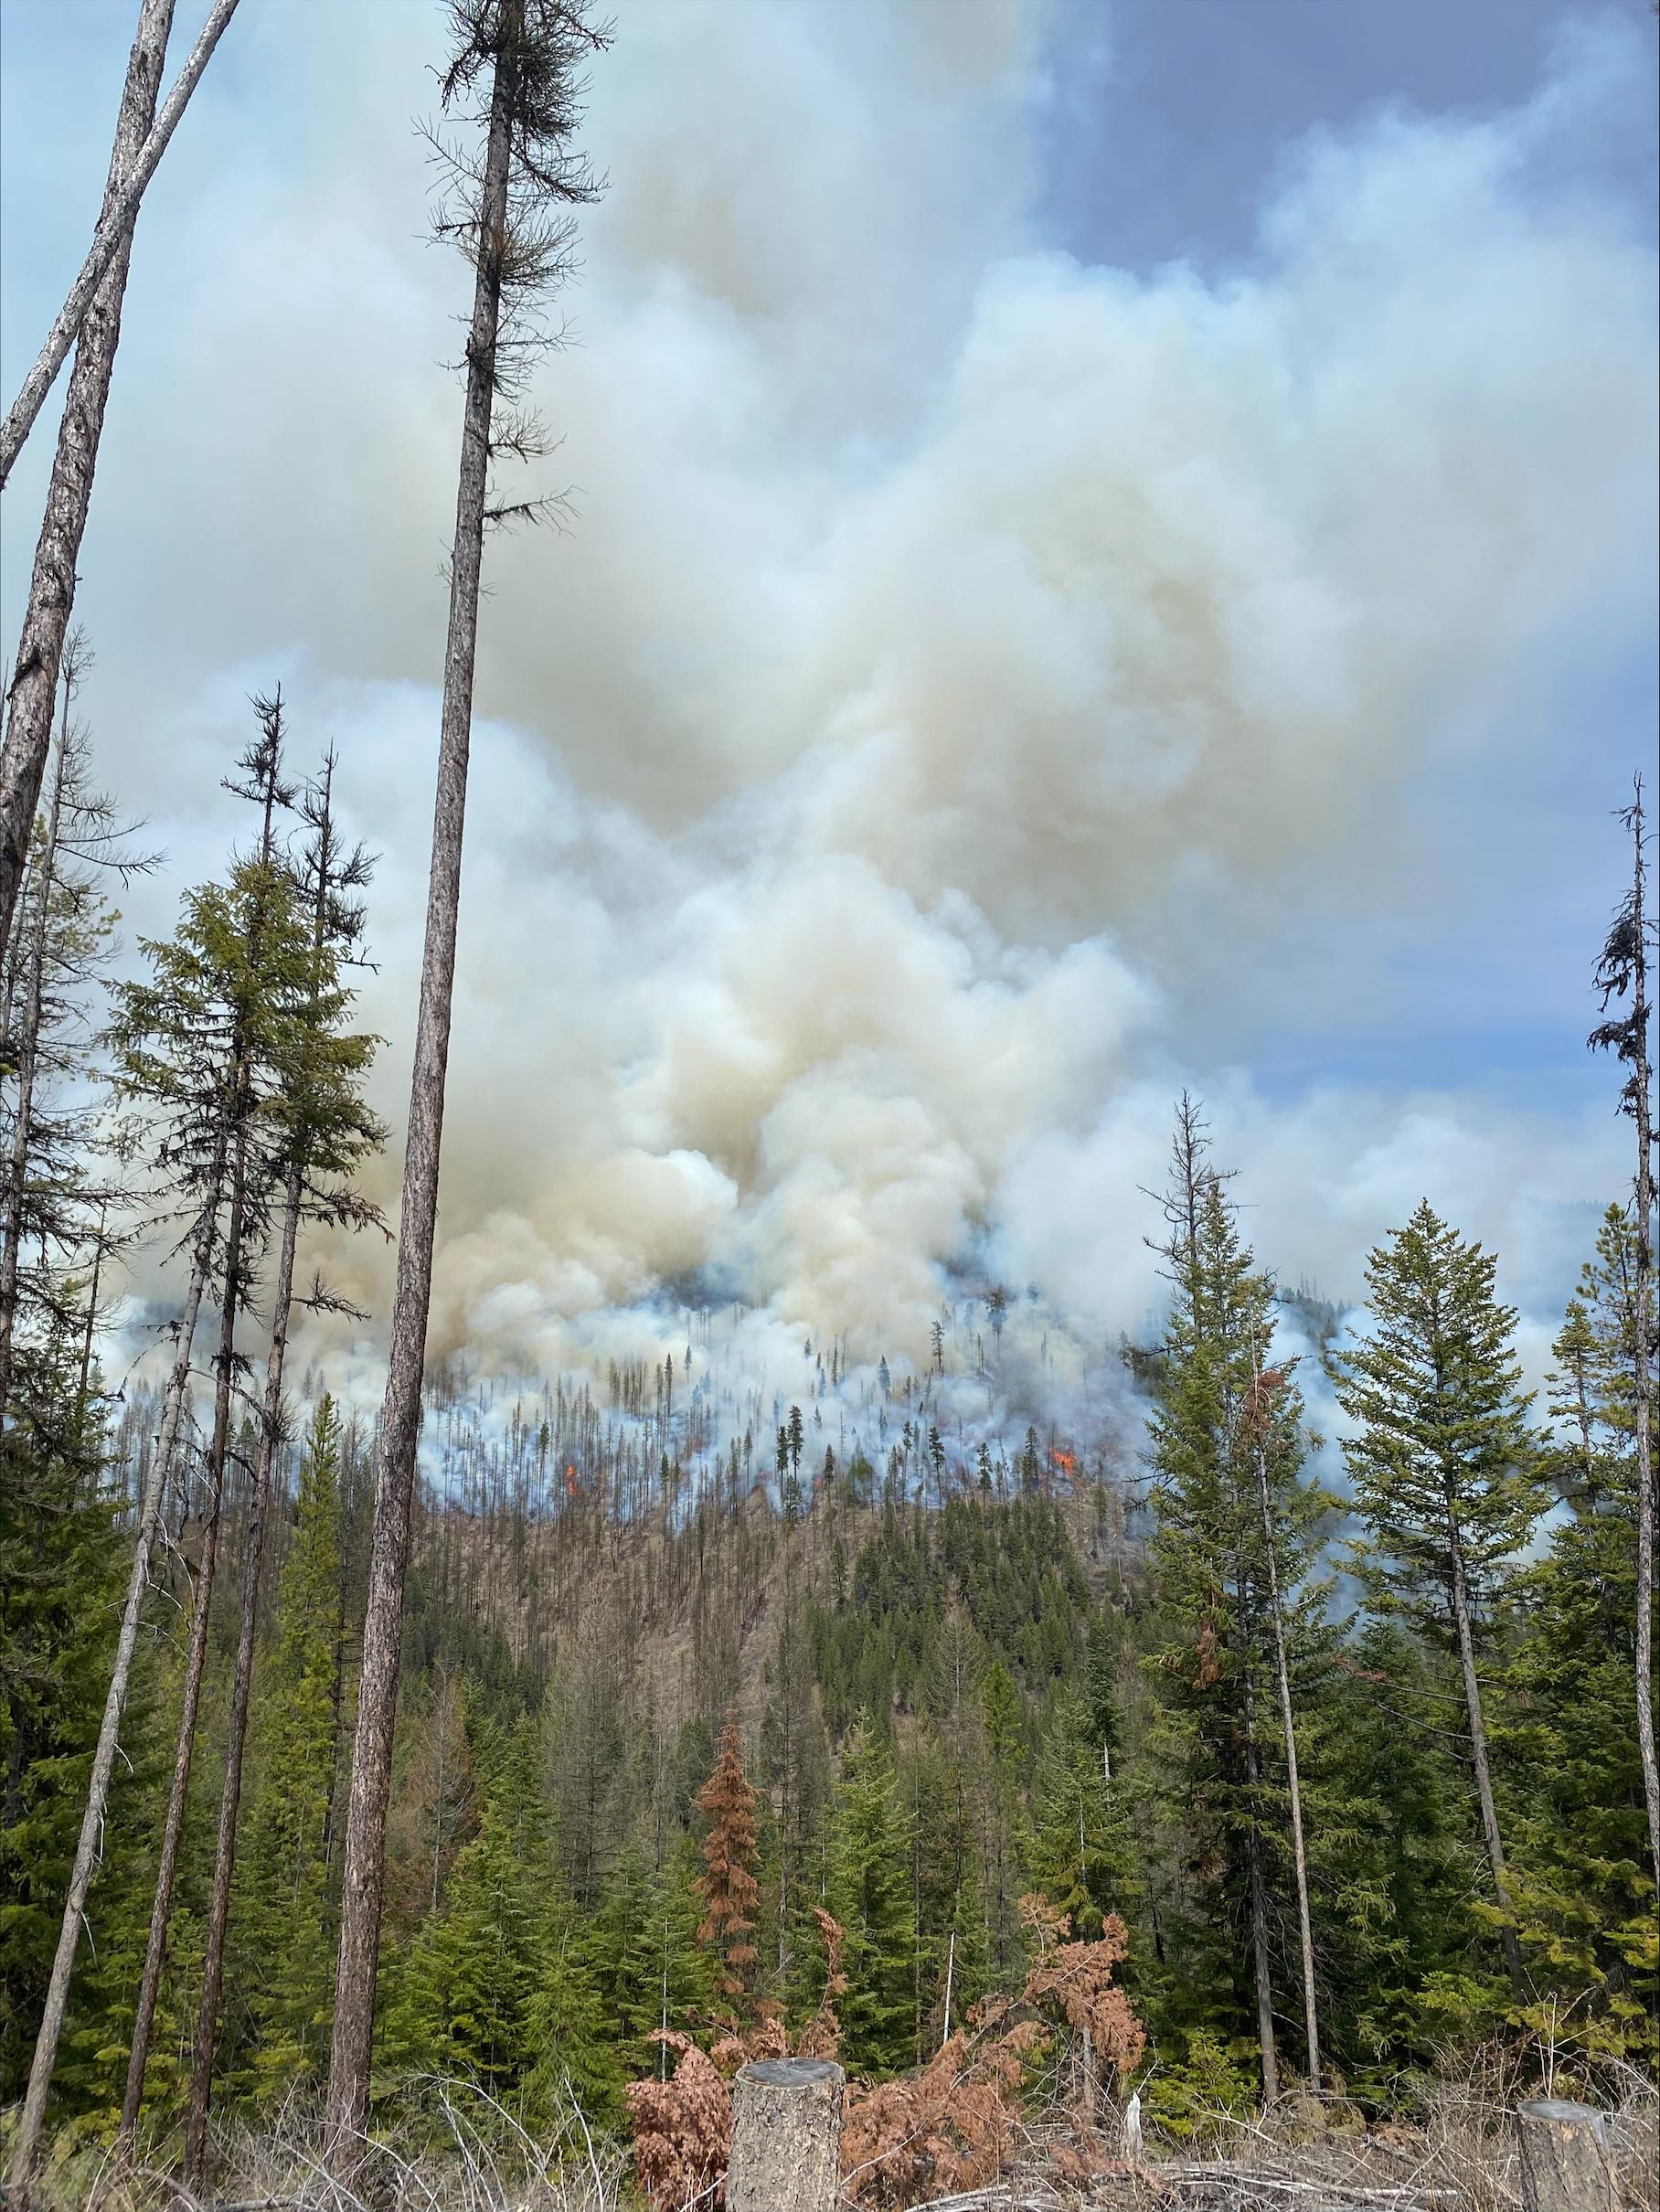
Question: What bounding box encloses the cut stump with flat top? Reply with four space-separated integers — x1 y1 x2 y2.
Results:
1516 2100 1615 2212
728 2056 845 2212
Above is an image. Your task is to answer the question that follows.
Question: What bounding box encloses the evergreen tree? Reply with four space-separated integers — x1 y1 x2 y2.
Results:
589 1839 710 2075
825 1719 917 2076
1027 1687 1139 1941
1504 1208 1658 2056
390 1725 546 2087
0 1335 122 2103
231 1397 346 2095
524 1891 627 2130
1144 1104 1329 2096
1335 1200 1543 1999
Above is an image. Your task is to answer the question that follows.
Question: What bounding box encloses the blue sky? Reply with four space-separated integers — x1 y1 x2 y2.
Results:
1 0 1655 1377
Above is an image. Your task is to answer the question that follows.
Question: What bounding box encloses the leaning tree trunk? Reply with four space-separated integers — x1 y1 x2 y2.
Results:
0 694 70 1418
0 0 175 971
1250 1428 1322 2091
120 1140 248 2145
325 25 517 2154
0 0 240 488
7 1172 218 2192
1446 1515 1526 1997
184 1155 302 2184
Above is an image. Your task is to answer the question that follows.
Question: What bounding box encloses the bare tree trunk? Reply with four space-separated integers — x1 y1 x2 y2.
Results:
0 0 175 970
325 26 517 2150
8 1179 217 2192
1250 1430 1321 2091
0 0 241 488
184 1155 302 2184
1242 1672 1278 2107
0 674 73 1417
120 1142 247 2145
1623 790 1660 1914
1446 1517 1526 1996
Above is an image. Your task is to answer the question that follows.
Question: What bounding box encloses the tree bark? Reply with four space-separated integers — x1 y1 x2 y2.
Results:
325 17 518 2151
120 1138 247 2145
1516 2100 1615 2212
728 2058 844 2212
1250 1427 1322 2091
184 1154 303 2184
1445 1513 1526 1997
0 0 240 488
0 0 175 971
0 677 71 1418
7 1174 217 2192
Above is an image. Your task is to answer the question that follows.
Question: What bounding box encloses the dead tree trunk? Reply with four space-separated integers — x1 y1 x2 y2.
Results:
1622 790 1658 1910
0 0 175 969
728 2058 844 2212
1242 1692 1278 2108
1249 1408 1321 2092
325 17 518 2149
0 0 241 487
7 1174 218 2191
120 1139 248 2144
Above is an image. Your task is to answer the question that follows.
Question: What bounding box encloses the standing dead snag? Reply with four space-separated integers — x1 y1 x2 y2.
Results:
1244 1355 1322 2093
0 0 175 973
1588 777 1659 1913
325 0 609 2153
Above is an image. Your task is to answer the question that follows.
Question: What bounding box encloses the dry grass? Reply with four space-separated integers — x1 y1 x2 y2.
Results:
22 2079 632 2212
15 2057 1655 2210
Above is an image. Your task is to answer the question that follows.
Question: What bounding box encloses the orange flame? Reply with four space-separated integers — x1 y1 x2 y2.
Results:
1050 1448 1076 1474
564 1462 580 1498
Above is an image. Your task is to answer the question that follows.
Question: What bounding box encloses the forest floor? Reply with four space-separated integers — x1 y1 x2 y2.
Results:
28 2074 1658 2212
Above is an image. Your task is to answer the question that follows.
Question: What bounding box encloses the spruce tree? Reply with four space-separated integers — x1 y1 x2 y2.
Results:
1027 1687 1139 1942
1145 1104 1329 2096
186 750 384 2179
825 1719 918 2076
115 709 310 2141
1335 1200 1543 1999
231 1397 346 2096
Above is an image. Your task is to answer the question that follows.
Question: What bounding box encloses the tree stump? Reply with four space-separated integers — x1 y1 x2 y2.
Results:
727 2056 845 2212
1516 2100 1615 2212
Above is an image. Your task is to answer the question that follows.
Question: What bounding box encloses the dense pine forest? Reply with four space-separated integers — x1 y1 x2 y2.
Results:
0 2 1656 2208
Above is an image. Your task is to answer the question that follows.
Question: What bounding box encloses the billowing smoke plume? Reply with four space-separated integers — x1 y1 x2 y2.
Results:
8 2 1649 1401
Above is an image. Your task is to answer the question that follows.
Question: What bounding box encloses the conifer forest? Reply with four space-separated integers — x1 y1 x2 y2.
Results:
0 4 1656 2208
